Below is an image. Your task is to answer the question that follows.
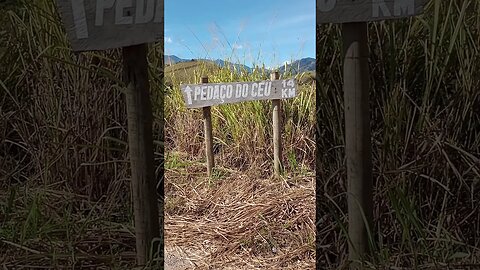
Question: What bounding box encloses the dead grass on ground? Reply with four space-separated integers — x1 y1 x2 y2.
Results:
164 163 315 269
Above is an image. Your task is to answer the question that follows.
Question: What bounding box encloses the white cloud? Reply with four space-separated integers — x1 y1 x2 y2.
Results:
166 37 173 43
233 43 243 50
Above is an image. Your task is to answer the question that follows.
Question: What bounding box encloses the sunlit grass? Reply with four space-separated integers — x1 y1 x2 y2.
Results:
164 57 316 175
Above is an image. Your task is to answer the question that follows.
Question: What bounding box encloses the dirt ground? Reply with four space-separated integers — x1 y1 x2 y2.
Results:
165 248 194 270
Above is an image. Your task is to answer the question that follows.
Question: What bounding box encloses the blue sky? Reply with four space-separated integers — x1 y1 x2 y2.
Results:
165 0 315 69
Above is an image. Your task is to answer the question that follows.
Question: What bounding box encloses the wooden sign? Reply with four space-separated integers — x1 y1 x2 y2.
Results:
180 79 298 108
317 0 426 23
56 0 164 51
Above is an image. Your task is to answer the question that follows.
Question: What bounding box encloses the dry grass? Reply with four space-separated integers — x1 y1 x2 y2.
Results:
164 162 315 269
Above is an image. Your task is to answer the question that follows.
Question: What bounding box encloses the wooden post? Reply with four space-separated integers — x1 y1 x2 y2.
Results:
271 71 282 176
122 44 160 266
342 22 373 268
202 76 214 176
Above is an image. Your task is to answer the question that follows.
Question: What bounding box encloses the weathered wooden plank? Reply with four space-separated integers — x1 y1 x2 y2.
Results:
180 79 298 108
56 0 163 51
317 0 427 23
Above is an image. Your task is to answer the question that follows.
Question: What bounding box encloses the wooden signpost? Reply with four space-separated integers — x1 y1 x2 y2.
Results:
56 0 163 266
317 0 426 268
181 72 297 176
200 76 214 177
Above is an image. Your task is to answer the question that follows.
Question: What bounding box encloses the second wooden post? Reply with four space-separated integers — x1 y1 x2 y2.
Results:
271 71 283 176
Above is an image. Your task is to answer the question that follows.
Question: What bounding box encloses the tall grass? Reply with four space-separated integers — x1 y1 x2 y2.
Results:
0 0 164 267
316 0 480 268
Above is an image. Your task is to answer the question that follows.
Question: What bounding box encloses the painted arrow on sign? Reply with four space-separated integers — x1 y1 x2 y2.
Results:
184 86 193 105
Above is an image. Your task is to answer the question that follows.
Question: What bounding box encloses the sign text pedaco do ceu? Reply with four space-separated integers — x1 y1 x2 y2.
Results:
180 79 298 108
56 0 164 51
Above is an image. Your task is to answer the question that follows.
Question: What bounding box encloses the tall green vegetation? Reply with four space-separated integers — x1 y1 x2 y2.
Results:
317 0 480 268
0 0 164 267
